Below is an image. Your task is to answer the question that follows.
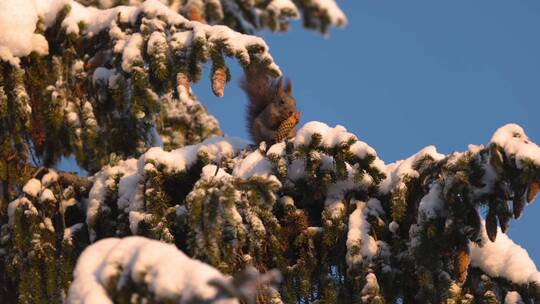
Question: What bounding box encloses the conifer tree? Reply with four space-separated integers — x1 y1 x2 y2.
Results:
0 1 539 304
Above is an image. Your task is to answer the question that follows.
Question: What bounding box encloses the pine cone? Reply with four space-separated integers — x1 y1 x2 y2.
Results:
274 111 300 143
185 3 205 23
513 192 526 219
527 179 539 203
456 247 470 284
486 207 498 242
176 72 190 94
211 67 227 97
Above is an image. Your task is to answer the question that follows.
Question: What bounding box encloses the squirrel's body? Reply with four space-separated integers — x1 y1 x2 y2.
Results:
240 64 298 144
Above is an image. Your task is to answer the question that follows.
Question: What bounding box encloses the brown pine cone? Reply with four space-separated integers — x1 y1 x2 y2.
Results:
527 179 539 203
456 247 470 284
211 67 227 97
274 111 301 142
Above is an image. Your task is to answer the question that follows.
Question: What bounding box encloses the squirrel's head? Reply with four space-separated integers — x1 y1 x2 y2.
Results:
275 78 296 119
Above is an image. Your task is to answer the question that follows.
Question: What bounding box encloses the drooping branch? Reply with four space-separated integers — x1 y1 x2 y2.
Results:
2 122 539 303
75 0 347 34
0 0 280 174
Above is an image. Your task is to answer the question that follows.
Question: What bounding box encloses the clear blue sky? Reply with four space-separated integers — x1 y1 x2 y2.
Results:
197 1 540 263
64 1 540 263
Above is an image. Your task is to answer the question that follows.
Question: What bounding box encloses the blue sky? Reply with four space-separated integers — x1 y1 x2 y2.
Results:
196 1 540 262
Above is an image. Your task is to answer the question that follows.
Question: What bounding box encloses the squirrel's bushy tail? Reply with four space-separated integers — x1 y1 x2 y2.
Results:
239 64 277 142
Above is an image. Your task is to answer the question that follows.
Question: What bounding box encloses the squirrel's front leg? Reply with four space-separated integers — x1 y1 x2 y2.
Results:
253 118 277 145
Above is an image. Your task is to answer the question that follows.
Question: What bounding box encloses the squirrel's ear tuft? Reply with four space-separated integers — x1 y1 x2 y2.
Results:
276 77 283 97
285 78 292 95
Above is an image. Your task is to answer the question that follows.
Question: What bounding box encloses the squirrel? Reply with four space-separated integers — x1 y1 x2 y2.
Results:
240 64 299 145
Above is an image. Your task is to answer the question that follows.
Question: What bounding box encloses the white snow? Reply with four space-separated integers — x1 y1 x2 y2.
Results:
3 0 281 75
121 33 143 72
67 236 238 304
418 183 445 219
294 121 356 148
469 223 540 285
490 123 540 168
379 146 444 194
346 200 379 268
141 136 248 173
64 223 84 245
232 150 273 179
504 291 524 304
147 31 167 55
8 197 38 226
201 164 231 179
267 142 286 157
41 170 59 187
389 221 399 233
42 217 55 232
267 0 299 18
87 158 139 240
305 0 347 27
0 0 48 65
361 273 380 301
40 188 56 203
87 137 249 239
92 67 115 85
23 178 42 198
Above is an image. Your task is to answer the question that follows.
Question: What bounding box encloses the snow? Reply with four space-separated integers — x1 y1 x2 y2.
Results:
504 291 524 304
3 0 281 75
267 0 299 18
294 121 356 148
92 67 115 85
0 0 48 65
40 188 56 203
87 137 248 239
309 0 347 26
141 136 248 173
42 217 55 232
61 1 138 36
267 142 286 157
469 223 540 285
287 159 306 181
232 150 273 179
418 183 445 219
201 164 231 179
41 170 59 187
350 140 377 159
346 200 379 268
67 236 238 304
8 197 38 226
379 146 444 194
64 223 84 245
490 123 540 168
121 33 143 72
389 221 399 233
23 178 42 198
361 273 380 301
87 158 139 240
147 31 167 55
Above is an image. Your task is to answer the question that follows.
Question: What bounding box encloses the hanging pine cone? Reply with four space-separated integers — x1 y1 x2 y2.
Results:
527 179 539 203
185 3 205 23
274 111 301 143
211 67 227 97
176 72 190 95
486 207 498 242
513 191 526 219
456 246 470 284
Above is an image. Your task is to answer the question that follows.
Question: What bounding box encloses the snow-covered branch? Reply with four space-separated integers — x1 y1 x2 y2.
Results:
75 0 347 34
3 122 540 302
0 0 282 174
68 236 281 303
